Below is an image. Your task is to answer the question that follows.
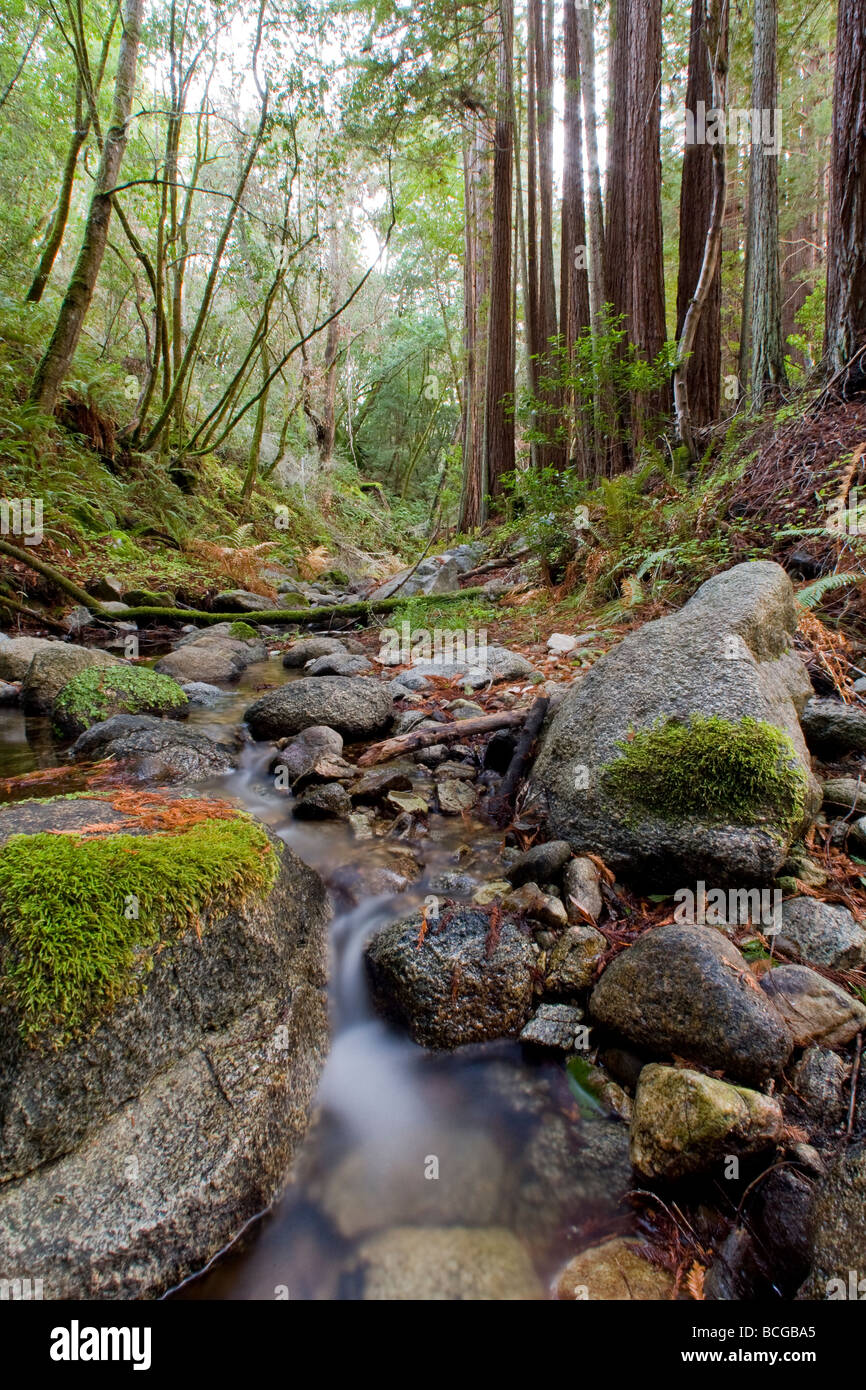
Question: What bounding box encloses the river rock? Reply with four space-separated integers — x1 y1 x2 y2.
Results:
0 799 330 1298
760 964 866 1048
778 898 866 970
589 923 793 1084
519 1003 585 1049
305 652 371 677
436 779 477 814
356 1226 543 1300
789 1047 850 1127
213 589 278 612
799 1139 866 1299
156 631 266 683
282 636 347 668
821 777 866 814
563 856 604 921
245 676 394 742
529 561 820 884
0 636 59 682
351 763 413 803
0 681 19 705
408 644 535 688
506 839 572 888
180 681 229 708
293 781 352 819
801 697 866 753
545 924 607 992
364 907 535 1047
21 644 124 715
71 714 236 781
630 1064 784 1179
52 665 189 737
556 1237 676 1300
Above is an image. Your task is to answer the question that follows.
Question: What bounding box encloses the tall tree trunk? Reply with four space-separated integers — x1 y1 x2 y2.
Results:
29 0 144 414
459 112 492 530
484 0 515 504
743 0 787 402
26 87 89 303
605 0 631 332
675 0 724 429
560 0 591 471
526 0 540 376
576 0 606 326
824 0 866 374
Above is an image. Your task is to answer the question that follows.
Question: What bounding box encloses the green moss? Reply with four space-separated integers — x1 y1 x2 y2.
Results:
229 620 257 639
601 714 807 829
53 664 187 734
0 815 279 1043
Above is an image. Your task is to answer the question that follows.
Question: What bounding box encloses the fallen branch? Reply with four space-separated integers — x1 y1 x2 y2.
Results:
0 538 111 612
357 709 527 767
487 696 549 826
0 592 69 632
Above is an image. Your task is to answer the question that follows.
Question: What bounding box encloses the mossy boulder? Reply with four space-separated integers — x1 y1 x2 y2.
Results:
0 790 330 1298
53 664 189 737
70 713 236 782
529 561 821 885
21 643 125 715
630 1064 784 1179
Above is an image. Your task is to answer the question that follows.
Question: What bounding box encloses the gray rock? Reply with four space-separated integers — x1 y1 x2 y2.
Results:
589 923 794 1085
391 670 431 692
356 1227 542 1300
365 907 535 1047
371 554 463 600
545 924 607 992
305 652 371 676
779 897 866 970
821 777 866 814
180 682 230 708
282 637 347 668
351 764 413 803
213 589 278 612
71 714 236 781
274 726 347 785
799 1140 866 1299
0 806 330 1298
529 561 820 884
0 680 19 705
409 644 535 688
293 781 352 819
760 964 866 1048
801 697 866 753
87 574 125 603
506 839 572 887
245 676 394 742
437 779 477 814
0 636 58 682
62 604 93 635
630 1064 784 1179
155 642 247 683
22 644 125 715
789 1047 849 1127
519 1003 585 1049
563 856 604 922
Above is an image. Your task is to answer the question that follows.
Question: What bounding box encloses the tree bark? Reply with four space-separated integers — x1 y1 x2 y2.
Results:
484 0 515 503
560 0 591 470
576 1 606 326
28 0 143 413
824 0 866 374
743 0 787 402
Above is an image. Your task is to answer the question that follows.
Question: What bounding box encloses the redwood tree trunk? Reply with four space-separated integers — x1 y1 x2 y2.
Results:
825 0 866 373
29 0 144 414
484 0 515 503
743 0 787 401
560 0 591 470
675 0 723 428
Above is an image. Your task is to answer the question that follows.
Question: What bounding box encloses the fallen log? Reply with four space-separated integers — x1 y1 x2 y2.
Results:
487 695 550 827
357 709 527 767
0 538 111 612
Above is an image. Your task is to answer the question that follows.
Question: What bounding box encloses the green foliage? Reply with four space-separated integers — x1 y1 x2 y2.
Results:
229 620 257 639
52 665 187 735
601 715 808 828
383 592 500 633
0 815 279 1043
796 571 860 610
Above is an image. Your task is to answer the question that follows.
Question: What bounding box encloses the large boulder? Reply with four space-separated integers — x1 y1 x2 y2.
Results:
155 630 266 684
364 907 535 1047
21 644 124 715
53 665 188 737
529 562 820 884
0 793 330 1298
245 676 394 742
0 637 59 683
71 714 236 781
589 923 793 1085
370 553 463 600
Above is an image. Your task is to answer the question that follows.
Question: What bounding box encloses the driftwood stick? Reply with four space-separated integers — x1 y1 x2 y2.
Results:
487 696 550 826
357 709 527 767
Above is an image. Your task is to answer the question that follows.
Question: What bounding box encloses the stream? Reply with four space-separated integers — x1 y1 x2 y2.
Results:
0 648 634 1300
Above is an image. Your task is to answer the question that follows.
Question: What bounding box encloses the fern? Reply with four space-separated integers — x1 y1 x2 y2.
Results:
797 571 861 609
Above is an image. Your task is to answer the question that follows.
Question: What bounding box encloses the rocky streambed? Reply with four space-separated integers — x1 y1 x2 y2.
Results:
1 560 865 1300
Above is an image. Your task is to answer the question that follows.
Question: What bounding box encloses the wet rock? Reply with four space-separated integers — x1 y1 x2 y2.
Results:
472 879 513 906
245 676 394 742
563 856 603 922
760 964 866 1048
213 589 278 612
789 1047 850 1127
275 725 344 780
556 1238 675 1301
504 881 568 927
512 1111 632 1247
545 924 606 992
156 630 266 683
348 810 377 840
71 714 236 782
52 665 189 738
530 561 820 884
0 808 330 1298
21 644 124 715
364 907 535 1048
798 1139 866 1299
801 697 866 753
749 1168 814 1283
350 764 413 803
385 787 430 816
293 782 352 819
630 1064 784 1179
821 777 866 814
282 636 347 668
0 680 19 704
778 898 866 970
519 1003 584 1050
436 779 477 815
589 924 793 1085
356 1226 543 1300
306 652 372 676
180 681 230 708
506 839 572 888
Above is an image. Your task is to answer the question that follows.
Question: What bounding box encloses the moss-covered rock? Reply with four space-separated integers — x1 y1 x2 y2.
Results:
630 1064 784 1179
53 664 189 737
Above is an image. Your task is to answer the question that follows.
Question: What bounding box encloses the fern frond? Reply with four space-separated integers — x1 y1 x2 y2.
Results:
797 571 861 610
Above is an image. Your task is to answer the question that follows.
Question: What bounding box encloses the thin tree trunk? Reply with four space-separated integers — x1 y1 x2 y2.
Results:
824 0 866 374
743 0 787 402
29 0 144 414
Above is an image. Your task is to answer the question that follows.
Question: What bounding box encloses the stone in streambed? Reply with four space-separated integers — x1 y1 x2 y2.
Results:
563 855 603 922
71 714 236 782
282 636 347 668
545 924 606 992
0 636 59 683
356 1226 543 1301
629 1064 784 1180
22 644 125 715
556 1237 676 1301
760 963 866 1048
589 923 793 1085
364 907 535 1048
305 652 371 676
245 676 393 741
519 1003 584 1050
506 839 572 888
778 897 866 970
798 1140 866 1299
801 697 866 753
52 665 188 737
293 782 352 820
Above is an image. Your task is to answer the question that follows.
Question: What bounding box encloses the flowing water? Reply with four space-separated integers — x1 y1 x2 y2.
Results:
0 649 634 1300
